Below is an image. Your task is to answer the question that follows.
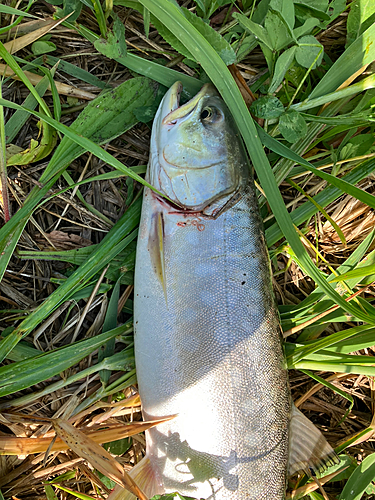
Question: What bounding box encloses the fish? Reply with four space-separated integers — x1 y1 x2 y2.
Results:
109 82 338 500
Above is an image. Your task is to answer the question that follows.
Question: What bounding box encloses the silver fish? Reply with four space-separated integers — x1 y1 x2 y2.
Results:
110 83 338 500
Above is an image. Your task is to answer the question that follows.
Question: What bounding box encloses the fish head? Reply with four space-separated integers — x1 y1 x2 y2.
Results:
149 82 249 212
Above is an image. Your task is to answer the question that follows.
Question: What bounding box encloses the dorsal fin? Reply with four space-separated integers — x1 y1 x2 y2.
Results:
289 404 339 476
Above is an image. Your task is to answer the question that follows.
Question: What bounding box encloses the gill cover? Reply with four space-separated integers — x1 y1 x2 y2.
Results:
149 82 249 211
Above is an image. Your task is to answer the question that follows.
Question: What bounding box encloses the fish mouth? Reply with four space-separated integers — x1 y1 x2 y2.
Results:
162 82 218 125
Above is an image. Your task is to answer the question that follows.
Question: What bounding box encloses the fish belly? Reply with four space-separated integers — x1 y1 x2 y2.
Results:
134 185 290 500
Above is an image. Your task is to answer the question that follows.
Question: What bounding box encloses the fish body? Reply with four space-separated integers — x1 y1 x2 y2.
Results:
122 83 337 500
134 83 290 500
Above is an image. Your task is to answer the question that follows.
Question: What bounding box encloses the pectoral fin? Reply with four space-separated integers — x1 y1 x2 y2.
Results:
289 404 339 476
148 212 168 306
107 456 163 500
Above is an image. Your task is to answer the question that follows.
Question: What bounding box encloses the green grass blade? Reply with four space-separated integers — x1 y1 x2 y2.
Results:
0 76 155 283
60 18 202 98
328 328 375 354
330 262 375 283
266 158 375 246
0 4 37 17
286 178 346 246
91 0 107 36
268 100 344 190
72 369 137 414
0 347 134 409
286 325 374 365
43 63 62 121
0 83 8 223
0 42 51 118
292 354 375 376
286 228 375 314
310 22 375 99
300 369 353 421
0 324 129 397
291 73 375 112
137 0 375 326
0 199 141 363
339 453 375 500
44 485 59 500
99 278 121 384
44 55 109 89
5 73 50 143
258 126 375 210
0 97 160 191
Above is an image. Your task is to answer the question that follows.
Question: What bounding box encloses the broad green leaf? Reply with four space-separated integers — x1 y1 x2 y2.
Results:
310 22 375 99
56 0 82 22
295 35 323 69
294 0 330 22
346 0 375 47
329 0 347 21
45 485 59 500
264 9 293 51
268 46 296 94
7 117 57 165
137 0 375 328
293 17 320 39
31 40 57 55
269 0 295 30
339 453 375 500
0 324 128 397
251 96 284 119
339 134 375 161
104 437 132 455
181 8 236 65
94 13 127 58
235 35 258 62
279 110 307 142
232 13 273 50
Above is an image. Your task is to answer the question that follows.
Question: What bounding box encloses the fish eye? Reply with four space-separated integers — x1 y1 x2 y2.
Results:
200 106 222 124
